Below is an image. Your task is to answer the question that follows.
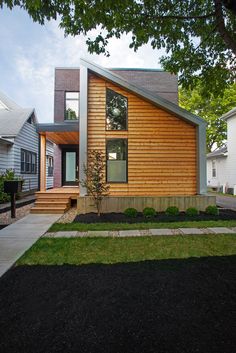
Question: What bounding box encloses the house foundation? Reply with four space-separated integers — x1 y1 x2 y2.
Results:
77 195 216 214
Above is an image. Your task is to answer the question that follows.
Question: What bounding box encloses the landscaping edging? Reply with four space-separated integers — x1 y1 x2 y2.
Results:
0 195 35 214
43 226 236 238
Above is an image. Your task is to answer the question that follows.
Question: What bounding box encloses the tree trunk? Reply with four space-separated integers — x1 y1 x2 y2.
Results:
214 0 236 55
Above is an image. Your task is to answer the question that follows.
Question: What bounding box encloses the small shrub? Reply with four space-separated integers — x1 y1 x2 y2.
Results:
143 207 156 218
205 205 219 216
0 169 22 203
124 208 138 218
165 206 179 216
186 207 199 216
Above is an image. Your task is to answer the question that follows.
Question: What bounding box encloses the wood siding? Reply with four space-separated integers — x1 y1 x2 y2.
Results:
88 74 197 196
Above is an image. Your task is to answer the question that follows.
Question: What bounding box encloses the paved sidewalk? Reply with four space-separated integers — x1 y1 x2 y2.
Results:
44 226 236 238
216 195 236 210
0 213 62 277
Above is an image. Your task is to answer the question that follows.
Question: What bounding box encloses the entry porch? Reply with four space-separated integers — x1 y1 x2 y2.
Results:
31 122 80 214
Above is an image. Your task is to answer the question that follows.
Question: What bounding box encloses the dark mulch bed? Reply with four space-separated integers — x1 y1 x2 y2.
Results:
74 208 236 223
0 256 236 353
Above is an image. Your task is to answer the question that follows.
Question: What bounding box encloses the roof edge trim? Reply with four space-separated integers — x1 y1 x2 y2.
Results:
80 58 206 127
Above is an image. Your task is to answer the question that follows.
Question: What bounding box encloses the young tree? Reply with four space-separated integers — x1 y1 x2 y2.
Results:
1 0 236 94
179 83 236 152
80 150 110 216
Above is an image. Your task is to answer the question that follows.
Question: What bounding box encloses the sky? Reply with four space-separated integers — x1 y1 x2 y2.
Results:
0 6 166 123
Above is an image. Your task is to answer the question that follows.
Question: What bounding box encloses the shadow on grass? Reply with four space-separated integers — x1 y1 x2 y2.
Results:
0 256 236 353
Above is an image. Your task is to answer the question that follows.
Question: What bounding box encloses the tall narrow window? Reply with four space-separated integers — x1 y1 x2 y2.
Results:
31 153 36 174
212 160 216 177
106 89 128 130
65 92 79 120
47 156 53 176
106 139 127 182
21 150 26 173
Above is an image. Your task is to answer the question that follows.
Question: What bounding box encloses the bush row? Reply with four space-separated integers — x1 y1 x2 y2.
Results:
124 205 219 218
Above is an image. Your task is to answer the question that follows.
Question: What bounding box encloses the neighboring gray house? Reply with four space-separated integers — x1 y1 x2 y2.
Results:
207 107 236 195
0 92 53 192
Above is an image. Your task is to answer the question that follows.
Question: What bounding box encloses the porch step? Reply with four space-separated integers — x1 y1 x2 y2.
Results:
30 188 79 214
34 201 70 208
31 206 68 214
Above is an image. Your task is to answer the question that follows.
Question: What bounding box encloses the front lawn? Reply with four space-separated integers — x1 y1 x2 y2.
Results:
17 234 236 266
49 219 236 232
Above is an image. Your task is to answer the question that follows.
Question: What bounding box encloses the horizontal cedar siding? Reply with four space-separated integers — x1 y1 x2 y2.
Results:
88 74 197 196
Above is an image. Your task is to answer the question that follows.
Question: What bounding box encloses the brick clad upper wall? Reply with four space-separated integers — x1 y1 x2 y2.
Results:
54 69 80 122
54 67 178 122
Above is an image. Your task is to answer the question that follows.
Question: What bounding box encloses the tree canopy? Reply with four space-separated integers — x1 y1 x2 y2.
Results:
1 0 236 94
179 83 236 152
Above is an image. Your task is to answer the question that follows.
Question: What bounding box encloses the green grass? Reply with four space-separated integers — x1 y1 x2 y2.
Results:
17 234 236 266
49 219 236 232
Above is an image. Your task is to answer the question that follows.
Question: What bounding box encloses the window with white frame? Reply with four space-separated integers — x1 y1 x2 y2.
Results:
21 149 37 174
212 160 216 178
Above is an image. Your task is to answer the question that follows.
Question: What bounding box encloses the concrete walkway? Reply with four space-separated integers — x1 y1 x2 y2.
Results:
216 195 236 210
0 213 62 277
44 226 236 238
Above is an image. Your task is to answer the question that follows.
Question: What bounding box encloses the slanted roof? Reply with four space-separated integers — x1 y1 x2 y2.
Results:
110 68 178 104
0 108 36 137
0 91 21 110
80 58 206 127
207 146 228 158
221 107 236 120
0 91 37 137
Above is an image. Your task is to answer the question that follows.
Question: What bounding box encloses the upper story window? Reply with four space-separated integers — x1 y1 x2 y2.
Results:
21 149 37 174
65 92 79 120
106 89 128 130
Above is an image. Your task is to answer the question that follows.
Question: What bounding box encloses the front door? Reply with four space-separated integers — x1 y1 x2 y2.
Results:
62 149 78 186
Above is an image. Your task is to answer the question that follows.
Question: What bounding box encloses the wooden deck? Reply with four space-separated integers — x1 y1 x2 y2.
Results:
31 187 79 214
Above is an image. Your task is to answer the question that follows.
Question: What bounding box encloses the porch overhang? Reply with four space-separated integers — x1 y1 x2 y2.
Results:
36 122 79 144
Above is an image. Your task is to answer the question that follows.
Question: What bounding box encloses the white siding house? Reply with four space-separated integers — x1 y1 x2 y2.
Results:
207 107 236 195
0 92 54 192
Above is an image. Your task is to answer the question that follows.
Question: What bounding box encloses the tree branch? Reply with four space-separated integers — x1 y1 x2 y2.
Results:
214 0 236 55
151 12 216 20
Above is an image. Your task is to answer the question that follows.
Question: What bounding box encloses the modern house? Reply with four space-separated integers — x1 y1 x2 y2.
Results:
0 91 54 194
207 107 236 195
33 58 214 214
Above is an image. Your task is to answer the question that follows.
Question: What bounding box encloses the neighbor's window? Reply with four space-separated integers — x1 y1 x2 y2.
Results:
21 149 37 174
106 89 128 130
212 160 216 177
106 139 127 182
47 156 53 177
65 92 79 120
